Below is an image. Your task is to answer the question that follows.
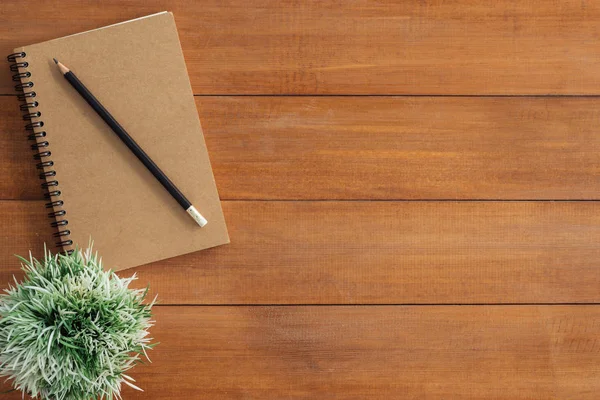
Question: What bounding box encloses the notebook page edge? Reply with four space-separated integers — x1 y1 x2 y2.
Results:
15 11 169 51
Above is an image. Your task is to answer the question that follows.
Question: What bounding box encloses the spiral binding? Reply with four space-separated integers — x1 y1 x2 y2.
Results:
7 52 73 249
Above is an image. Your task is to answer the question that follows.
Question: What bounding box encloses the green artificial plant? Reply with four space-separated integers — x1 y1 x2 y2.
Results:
0 247 156 400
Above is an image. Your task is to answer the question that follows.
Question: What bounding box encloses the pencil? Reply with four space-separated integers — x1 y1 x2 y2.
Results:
53 58 207 227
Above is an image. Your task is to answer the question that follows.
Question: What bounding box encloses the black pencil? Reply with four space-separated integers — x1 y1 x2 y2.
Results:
53 58 207 227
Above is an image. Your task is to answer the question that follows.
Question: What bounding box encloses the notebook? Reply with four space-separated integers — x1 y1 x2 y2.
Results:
8 12 229 271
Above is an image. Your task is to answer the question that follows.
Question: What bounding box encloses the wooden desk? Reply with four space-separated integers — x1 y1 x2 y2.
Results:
1 1 599 398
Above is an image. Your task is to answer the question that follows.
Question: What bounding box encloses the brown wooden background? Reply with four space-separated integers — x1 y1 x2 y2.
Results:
1 1 600 398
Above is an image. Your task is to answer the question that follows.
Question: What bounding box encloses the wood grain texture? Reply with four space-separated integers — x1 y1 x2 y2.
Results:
2 200 599 304
2 1 599 396
1 0 600 94
3 96 600 200
2 305 599 399
0 97 38 200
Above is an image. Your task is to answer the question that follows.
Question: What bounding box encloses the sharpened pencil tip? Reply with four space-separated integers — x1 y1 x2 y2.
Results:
54 59 70 75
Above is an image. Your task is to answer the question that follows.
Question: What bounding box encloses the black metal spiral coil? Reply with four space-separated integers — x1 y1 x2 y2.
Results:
7 52 73 249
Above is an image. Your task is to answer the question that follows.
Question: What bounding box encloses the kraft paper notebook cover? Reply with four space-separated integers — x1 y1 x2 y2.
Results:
9 12 229 271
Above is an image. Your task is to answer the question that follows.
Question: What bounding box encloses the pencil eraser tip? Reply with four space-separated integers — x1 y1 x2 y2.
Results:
186 205 208 227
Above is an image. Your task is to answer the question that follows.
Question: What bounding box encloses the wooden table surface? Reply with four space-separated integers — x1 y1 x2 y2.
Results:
1 1 600 398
